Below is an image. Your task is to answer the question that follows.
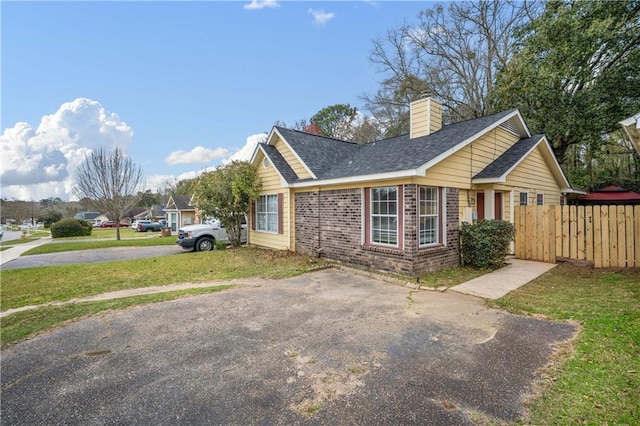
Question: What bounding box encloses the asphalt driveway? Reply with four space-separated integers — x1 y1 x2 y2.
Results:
1 268 577 425
1 245 186 270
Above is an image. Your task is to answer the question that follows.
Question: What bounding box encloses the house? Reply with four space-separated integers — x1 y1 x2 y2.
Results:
248 96 574 276
132 204 166 223
576 185 640 206
164 194 197 232
620 112 640 155
74 212 108 225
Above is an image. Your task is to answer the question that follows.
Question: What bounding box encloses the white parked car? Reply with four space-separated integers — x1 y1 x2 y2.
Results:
131 220 151 230
176 216 247 251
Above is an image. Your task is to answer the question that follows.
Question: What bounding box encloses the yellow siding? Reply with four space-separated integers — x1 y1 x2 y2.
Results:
250 151 291 250
506 146 562 205
426 127 519 188
274 136 312 179
410 100 429 138
410 98 442 138
429 99 442 133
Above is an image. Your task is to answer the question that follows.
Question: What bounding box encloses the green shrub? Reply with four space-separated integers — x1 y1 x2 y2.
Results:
50 219 93 238
460 219 514 269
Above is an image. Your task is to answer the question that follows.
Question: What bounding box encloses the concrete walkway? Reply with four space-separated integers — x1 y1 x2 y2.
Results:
0 237 52 266
450 258 557 299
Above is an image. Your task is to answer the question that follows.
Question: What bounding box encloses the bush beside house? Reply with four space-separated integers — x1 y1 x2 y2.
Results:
460 220 514 269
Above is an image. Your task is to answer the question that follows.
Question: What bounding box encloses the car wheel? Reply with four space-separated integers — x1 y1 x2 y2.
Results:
196 237 214 252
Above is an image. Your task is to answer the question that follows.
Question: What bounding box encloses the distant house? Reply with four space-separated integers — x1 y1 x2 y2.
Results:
620 112 640 155
132 204 166 223
164 194 197 232
576 185 640 206
248 96 575 275
74 212 107 224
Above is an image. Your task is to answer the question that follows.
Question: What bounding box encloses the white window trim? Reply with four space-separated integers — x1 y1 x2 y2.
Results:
370 186 399 248
256 194 278 234
519 191 529 206
418 186 441 248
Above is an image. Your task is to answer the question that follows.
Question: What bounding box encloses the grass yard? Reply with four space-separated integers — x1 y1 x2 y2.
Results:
57 227 154 240
0 247 324 346
23 235 176 255
491 263 640 425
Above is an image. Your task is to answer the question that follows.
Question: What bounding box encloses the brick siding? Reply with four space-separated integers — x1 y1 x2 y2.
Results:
294 185 460 276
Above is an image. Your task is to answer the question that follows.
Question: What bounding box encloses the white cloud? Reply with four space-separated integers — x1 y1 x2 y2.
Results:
165 146 230 165
244 0 279 10
224 133 268 164
308 8 335 25
145 133 268 194
0 98 133 201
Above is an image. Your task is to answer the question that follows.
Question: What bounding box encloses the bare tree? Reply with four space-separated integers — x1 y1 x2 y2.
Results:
363 0 538 136
73 147 144 240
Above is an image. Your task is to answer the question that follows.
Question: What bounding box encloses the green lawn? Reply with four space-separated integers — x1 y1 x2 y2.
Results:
1 247 320 310
23 235 176 255
491 263 640 425
1 247 323 346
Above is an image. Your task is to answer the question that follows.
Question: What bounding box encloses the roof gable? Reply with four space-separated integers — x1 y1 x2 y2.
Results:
166 194 194 210
473 135 571 190
259 144 299 184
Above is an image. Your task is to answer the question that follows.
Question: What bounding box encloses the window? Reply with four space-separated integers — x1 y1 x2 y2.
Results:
519 192 528 206
370 187 398 246
536 193 544 205
256 194 278 233
419 186 439 246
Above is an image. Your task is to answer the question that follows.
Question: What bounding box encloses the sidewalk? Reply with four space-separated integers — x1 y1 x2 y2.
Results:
0 237 52 266
450 257 557 299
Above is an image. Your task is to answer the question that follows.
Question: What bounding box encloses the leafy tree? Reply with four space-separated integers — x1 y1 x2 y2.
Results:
351 117 383 144
491 0 640 180
73 147 144 240
39 197 63 208
192 161 262 248
137 189 161 208
37 209 64 227
174 178 197 196
310 104 358 139
363 0 534 136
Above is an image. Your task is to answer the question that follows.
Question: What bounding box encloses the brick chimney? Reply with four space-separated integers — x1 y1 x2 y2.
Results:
409 96 442 139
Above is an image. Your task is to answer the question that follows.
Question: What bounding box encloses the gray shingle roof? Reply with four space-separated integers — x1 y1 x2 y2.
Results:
274 127 360 178
269 109 518 181
170 194 193 210
261 144 299 183
473 135 543 180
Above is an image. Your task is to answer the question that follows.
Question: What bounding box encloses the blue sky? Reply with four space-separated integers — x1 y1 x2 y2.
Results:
1 0 430 201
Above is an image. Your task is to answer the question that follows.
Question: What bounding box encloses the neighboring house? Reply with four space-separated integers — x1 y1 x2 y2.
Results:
164 194 197 232
74 212 107 224
576 185 640 206
123 207 148 225
248 96 575 276
132 204 166 223
620 112 640 155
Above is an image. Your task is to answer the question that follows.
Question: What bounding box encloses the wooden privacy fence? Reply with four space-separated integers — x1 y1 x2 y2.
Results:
514 205 640 268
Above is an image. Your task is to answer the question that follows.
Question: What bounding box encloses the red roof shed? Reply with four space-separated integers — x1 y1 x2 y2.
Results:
577 185 640 205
